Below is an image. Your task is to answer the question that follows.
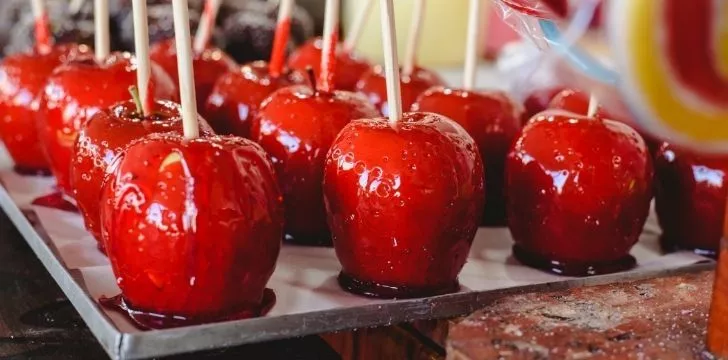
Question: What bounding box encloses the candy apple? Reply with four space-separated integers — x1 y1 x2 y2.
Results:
71 99 214 245
654 143 728 257
324 112 485 298
36 52 177 195
251 84 379 245
149 38 237 112
204 61 308 137
505 110 653 276
356 65 445 116
100 132 282 328
522 86 564 124
412 87 523 226
0 44 89 174
287 37 371 91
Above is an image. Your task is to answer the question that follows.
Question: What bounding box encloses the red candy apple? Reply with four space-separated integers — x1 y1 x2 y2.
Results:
36 52 177 195
654 143 728 257
0 44 90 174
251 84 379 245
100 132 283 328
522 86 564 124
324 112 485 298
150 38 237 112
505 110 653 276
288 37 371 91
204 61 308 137
356 65 446 116
412 87 523 226
71 99 214 245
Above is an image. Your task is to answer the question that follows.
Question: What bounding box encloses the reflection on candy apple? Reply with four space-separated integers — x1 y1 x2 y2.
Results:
287 37 371 91
412 87 523 226
71 99 213 246
100 132 283 329
356 65 445 116
251 84 379 245
36 52 177 195
204 60 308 137
324 112 485 298
506 110 653 276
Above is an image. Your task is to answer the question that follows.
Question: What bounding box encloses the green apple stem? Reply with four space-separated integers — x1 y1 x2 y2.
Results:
129 86 144 115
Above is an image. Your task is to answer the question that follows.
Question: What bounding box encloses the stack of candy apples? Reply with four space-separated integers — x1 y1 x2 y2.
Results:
0 0 720 331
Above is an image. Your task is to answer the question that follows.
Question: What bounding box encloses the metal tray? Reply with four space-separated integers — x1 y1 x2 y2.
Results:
0 155 713 360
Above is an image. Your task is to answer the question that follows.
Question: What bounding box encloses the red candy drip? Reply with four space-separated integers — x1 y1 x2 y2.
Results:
99 289 276 330
34 14 53 52
269 18 291 78
31 192 78 213
317 28 339 93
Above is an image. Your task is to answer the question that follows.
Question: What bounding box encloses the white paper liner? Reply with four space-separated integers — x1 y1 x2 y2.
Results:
0 164 708 335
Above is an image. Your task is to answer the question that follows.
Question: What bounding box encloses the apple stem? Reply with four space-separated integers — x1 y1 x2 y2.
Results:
128 86 144 115
402 0 425 78
318 0 340 93
31 0 52 52
172 0 200 140
192 0 222 54
463 0 482 90
379 0 403 125
306 67 318 92
587 92 598 117
131 0 153 116
94 0 110 61
342 0 374 53
269 0 294 78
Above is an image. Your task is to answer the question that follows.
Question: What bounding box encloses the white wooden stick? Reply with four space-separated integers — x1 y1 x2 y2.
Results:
379 0 402 125
268 0 294 77
95 0 110 61
131 0 152 116
69 0 85 14
193 0 222 53
318 0 340 92
343 0 374 53
172 0 200 139
31 0 52 49
402 0 425 77
463 0 482 90
31 0 45 22
276 0 295 25
587 93 599 117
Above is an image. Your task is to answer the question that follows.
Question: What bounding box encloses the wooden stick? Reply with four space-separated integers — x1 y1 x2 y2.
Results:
402 0 425 77
95 0 111 61
587 93 599 117
463 0 482 90
192 0 222 53
31 0 52 51
69 0 85 14
318 0 340 93
172 0 200 139
379 0 402 125
343 0 374 53
131 0 152 116
269 0 294 78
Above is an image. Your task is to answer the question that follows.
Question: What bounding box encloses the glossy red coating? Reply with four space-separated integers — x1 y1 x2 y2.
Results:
150 38 237 113
323 112 485 298
522 86 564 124
252 85 379 245
356 65 446 117
100 133 283 324
71 100 214 245
36 52 178 195
654 143 728 257
412 87 523 226
505 110 653 276
0 44 90 173
288 37 371 91
204 60 309 137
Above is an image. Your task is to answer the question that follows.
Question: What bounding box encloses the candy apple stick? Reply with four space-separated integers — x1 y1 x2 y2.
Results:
318 0 340 93
587 93 599 117
131 0 152 115
269 0 294 77
379 0 402 125
192 0 222 53
402 0 425 77
463 0 482 90
31 0 52 51
343 0 374 53
95 0 111 61
172 0 200 139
